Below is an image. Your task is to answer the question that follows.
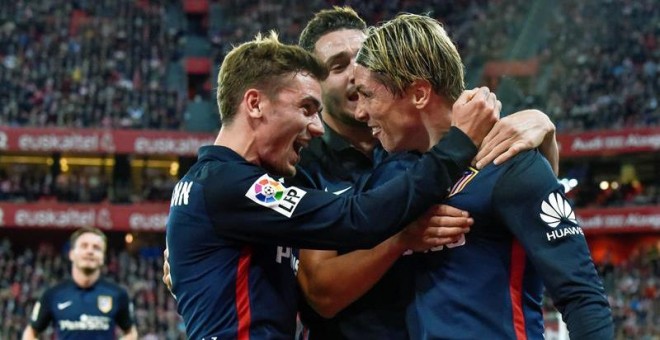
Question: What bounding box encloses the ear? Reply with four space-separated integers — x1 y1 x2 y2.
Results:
244 89 263 119
410 80 432 109
68 248 74 262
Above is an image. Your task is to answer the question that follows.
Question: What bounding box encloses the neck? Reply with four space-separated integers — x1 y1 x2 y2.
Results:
420 96 453 152
215 120 258 165
323 114 377 157
72 268 100 288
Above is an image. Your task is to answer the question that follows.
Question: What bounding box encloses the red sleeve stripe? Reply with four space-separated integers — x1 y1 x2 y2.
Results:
509 240 528 340
236 246 252 340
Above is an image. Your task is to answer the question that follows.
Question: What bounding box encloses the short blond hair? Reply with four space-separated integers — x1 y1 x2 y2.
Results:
356 14 465 102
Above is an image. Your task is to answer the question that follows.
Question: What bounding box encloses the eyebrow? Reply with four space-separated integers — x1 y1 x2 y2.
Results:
325 51 351 67
301 96 322 114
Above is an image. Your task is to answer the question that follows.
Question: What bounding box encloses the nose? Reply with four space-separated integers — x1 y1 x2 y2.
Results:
308 114 325 137
354 101 368 123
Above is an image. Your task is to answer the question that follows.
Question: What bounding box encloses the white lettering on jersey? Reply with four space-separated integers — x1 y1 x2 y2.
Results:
171 181 193 207
276 246 291 263
245 174 307 218
58 314 111 331
276 246 299 275
540 192 583 241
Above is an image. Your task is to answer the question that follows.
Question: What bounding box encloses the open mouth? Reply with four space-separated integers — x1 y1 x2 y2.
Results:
347 88 359 102
370 126 382 136
293 140 307 156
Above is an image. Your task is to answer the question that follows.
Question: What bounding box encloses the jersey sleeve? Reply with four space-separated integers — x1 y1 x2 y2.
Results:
492 151 614 339
208 127 476 249
114 287 135 331
29 289 53 332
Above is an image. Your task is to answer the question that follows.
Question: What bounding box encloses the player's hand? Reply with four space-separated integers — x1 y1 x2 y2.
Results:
162 248 173 293
474 109 556 169
452 87 501 148
397 204 472 252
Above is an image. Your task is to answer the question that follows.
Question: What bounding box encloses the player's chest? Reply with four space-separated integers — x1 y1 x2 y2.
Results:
51 290 117 319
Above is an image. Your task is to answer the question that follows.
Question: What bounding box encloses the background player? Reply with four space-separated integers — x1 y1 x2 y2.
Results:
22 227 137 340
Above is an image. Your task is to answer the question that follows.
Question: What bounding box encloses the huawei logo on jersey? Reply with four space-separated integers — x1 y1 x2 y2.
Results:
540 192 577 228
540 191 583 241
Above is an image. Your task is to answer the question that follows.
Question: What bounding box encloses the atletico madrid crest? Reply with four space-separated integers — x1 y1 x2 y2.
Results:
98 295 113 313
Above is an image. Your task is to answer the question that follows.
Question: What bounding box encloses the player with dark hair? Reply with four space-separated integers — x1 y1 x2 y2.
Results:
22 227 137 340
165 31 500 339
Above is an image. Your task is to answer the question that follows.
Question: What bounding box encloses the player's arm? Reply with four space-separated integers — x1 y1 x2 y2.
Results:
22 292 52 340
493 151 613 339
116 289 138 340
119 326 138 340
21 326 39 340
475 109 559 174
205 127 475 249
298 204 472 317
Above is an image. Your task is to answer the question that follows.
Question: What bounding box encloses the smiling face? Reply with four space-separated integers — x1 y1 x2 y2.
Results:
69 232 106 275
256 72 324 177
314 29 366 129
353 64 426 153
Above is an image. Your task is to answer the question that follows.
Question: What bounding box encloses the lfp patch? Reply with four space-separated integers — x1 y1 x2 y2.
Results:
246 174 307 217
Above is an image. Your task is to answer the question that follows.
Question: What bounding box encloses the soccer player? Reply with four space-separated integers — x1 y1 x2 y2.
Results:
22 227 137 340
295 7 560 339
353 13 613 339
165 32 500 339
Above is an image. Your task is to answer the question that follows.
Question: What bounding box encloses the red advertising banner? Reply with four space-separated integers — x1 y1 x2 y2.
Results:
0 202 170 232
0 127 216 156
1 126 659 157
0 202 658 234
556 127 660 157
578 206 660 234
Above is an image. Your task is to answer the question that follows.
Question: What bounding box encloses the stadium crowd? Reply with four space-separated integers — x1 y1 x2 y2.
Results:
0 0 184 129
0 237 655 339
1 0 657 132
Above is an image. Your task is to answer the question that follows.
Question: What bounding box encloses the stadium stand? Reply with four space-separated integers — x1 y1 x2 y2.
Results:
0 0 657 338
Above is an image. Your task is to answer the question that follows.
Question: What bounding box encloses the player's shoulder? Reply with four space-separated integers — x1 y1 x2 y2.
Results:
96 278 130 295
49 278 76 293
480 149 547 176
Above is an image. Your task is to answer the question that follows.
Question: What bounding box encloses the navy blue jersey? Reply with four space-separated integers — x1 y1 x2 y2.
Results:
407 150 613 339
166 127 476 339
30 278 135 340
298 143 420 340
294 124 420 340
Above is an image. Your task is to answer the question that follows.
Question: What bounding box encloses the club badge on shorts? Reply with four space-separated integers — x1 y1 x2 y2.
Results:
97 295 113 313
